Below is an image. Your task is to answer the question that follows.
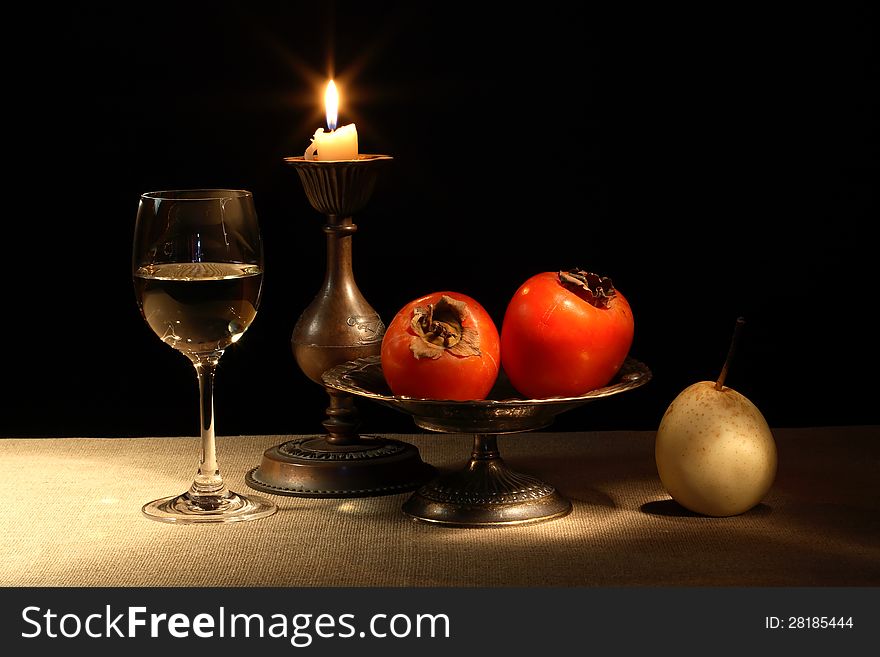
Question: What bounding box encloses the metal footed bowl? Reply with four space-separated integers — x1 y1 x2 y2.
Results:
323 355 651 527
322 355 652 434
323 356 651 527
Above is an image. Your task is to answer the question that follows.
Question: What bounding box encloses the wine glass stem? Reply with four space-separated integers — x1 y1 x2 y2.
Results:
189 357 229 500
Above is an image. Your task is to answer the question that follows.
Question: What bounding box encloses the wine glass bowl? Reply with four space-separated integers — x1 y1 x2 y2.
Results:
134 261 262 356
133 189 277 523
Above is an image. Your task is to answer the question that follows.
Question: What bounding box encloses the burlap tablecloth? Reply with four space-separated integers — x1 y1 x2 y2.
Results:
1 428 877 587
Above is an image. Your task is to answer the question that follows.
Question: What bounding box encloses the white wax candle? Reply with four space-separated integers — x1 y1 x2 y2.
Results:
304 80 359 161
305 123 359 161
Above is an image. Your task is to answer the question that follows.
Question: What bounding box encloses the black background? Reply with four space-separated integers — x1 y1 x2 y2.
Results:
2 1 875 438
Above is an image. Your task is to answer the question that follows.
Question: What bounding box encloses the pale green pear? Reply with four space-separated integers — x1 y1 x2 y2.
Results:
655 381 777 516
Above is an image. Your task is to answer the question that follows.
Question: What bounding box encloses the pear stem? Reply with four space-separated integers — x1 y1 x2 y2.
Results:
716 317 746 391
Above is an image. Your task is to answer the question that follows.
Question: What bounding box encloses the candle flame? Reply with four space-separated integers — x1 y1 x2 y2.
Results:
325 80 339 132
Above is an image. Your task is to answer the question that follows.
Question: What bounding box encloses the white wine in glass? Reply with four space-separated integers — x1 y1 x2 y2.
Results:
133 189 277 523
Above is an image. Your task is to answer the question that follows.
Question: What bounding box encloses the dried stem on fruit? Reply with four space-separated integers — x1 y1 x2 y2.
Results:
409 295 481 360
558 268 616 309
716 317 746 390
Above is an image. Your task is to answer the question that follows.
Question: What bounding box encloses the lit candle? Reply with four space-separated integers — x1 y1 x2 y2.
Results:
305 80 359 161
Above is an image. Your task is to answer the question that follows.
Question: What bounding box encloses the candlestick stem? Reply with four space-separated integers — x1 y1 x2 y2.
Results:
322 215 356 291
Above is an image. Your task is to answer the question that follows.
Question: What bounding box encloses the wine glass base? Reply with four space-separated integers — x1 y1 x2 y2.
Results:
142 490 277 524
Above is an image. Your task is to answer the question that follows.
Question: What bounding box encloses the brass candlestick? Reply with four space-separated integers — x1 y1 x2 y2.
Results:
246 155 434 497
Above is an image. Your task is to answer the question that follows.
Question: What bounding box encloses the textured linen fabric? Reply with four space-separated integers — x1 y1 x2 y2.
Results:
0 428 877 587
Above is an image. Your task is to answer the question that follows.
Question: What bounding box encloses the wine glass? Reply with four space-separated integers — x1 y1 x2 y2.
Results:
132 189 277 523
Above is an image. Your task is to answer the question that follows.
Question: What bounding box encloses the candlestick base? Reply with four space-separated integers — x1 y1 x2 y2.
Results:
248 384 434 497
246 435 435 498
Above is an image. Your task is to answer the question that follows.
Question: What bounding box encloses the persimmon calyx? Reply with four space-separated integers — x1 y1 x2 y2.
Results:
409 295 481 360
558 268 616 309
